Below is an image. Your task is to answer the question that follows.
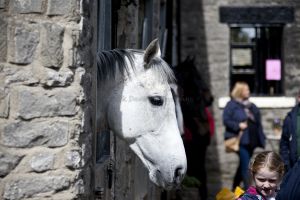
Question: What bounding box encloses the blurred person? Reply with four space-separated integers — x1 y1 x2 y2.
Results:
276 157 300 199
223 82 266 190
279 89 300 172
175 57 214 200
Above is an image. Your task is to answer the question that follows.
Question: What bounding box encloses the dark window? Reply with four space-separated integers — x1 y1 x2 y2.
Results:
142 0 153 49
96 0 118 163
159 0 167 57
230 26 284 96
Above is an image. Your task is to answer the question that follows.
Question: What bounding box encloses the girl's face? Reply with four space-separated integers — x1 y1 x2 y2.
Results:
241 85 250 100
253 167 281 198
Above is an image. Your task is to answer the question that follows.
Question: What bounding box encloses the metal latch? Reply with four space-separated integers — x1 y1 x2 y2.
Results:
107 159 114 189
95 186 104 200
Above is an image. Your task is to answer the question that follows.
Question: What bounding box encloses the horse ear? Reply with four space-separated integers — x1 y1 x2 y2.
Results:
144 38 161 67
191 55 196 63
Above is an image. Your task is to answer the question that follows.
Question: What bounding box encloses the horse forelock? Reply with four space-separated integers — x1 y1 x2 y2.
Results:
146 57 176 84
97 49 175 84
97 49 135 82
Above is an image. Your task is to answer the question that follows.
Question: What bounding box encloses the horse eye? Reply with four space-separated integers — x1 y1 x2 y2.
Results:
148 96 164 106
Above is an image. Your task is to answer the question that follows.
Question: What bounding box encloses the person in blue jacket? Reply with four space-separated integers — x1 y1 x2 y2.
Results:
276 158 300 200
223 82 266 190
279 90 300 172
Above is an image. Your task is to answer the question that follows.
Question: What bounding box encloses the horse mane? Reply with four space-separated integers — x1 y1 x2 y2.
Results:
97 49 175 83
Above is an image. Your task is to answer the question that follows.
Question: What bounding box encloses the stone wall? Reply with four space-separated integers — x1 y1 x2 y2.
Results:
0 0 97 199
180 0 300 199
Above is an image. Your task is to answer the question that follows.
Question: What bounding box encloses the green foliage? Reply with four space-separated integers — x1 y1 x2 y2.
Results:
181 175 201 188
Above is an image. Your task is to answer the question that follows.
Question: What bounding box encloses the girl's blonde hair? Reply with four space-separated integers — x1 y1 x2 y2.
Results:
230 82 249 99
250 151 285 179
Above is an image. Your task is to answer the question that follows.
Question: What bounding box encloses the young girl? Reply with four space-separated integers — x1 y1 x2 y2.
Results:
237 151 285 200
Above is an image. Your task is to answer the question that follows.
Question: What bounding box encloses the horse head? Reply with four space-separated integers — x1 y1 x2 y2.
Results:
97 39 187 189
175 55 213 106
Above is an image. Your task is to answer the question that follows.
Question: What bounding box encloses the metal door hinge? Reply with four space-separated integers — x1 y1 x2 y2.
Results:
107 159 114 189
95 187 104 200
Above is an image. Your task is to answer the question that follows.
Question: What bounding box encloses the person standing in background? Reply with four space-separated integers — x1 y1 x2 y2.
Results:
279 89 300 172
223 82 266 190
175 57 214 200
276 157 300 199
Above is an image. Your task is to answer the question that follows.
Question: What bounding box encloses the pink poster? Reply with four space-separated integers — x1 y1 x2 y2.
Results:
266 59 281 80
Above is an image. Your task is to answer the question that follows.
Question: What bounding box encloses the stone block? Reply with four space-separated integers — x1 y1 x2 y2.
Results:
11 0 44 13
16 88 77 119
30 152 54 172
8 23 39 64
0 0 5 9
42 68 73 87
47 0 75 16
3 65 39 86
4 176 70 199
0 88 9 118
65 150 81 169
74 178 85 195
2 120 69 148
0 18 7 62
0 151 23 177
76 166 91 195
40 23 64 68
80 134 92 165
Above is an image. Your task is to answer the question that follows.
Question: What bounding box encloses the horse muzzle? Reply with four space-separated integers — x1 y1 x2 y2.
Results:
129 128 187 189
149 163 186 190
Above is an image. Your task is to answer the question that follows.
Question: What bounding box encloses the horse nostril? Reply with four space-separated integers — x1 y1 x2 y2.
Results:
174 166 184 182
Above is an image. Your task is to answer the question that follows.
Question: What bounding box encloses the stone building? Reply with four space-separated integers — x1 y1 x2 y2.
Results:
1 0 300 200
179 0 300 199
